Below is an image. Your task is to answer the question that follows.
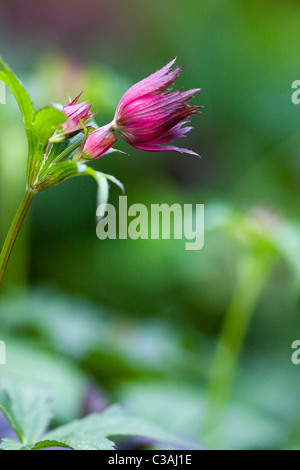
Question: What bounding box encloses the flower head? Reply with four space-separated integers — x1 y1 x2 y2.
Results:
50 92 95 143
77 124 119 161
113 59 202 156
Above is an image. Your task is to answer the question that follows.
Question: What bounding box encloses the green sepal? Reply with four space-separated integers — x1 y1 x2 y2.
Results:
0 56 68 188
28 107 67 185
35 160 124 217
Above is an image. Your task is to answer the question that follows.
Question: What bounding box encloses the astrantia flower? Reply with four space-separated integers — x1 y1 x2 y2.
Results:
77 123 119 161
112 59 202 156
50 92 95 143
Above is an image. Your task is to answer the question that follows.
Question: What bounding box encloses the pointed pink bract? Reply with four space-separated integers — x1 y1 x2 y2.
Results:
61 93 95 135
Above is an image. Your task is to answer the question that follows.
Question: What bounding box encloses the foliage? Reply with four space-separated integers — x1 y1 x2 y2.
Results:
1 1 300 450
0 376 193 451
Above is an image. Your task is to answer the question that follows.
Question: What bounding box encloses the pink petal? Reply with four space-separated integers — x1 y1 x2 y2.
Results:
116 59 183 112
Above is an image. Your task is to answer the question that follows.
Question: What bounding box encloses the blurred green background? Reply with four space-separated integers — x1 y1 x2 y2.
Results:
1 0 300 450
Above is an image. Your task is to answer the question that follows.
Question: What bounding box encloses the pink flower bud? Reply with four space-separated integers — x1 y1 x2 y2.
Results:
51 92 95 143
79 124 119 161
113 59 202 156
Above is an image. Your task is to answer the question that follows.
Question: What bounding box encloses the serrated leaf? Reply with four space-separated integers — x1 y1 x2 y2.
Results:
2 340 86 424
32 440 73 450
0 376 52 445
0 438 34 451
34 437 115 451
43 404 185 449
0 55 35 155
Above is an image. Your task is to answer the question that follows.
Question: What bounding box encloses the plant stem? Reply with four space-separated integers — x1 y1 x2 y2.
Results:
0 187 36 288
202 251 274 449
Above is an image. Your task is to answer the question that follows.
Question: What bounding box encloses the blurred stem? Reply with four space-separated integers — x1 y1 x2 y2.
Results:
203 250 274 449
0 187 36 289
0 126 30 289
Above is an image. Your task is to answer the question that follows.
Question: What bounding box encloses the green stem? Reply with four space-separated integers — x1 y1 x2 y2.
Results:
0 187 36 288
202 251 274 449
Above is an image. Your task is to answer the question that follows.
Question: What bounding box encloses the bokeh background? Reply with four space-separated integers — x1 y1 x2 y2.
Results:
1 0 300 450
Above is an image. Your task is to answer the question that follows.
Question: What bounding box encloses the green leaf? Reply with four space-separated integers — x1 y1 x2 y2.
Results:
0 376 52 445
0 438 34 451
0 57 67 188
0 55 35 155
0 379 188 450
35 160 88 191
28 107 67 185
43 404 185 450
32 440 73 450
34 437 115 451
1 339 86 424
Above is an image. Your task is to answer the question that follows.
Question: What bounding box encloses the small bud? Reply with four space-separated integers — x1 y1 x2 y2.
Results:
50 92 95 143
76 124 119 161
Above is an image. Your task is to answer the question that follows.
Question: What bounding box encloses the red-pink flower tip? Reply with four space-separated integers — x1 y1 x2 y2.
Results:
113 59 202 156
62 92 95 134
50 92 95 143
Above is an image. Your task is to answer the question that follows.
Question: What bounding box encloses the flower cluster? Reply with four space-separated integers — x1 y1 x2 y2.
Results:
0 55 202 288
53 59 201 161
